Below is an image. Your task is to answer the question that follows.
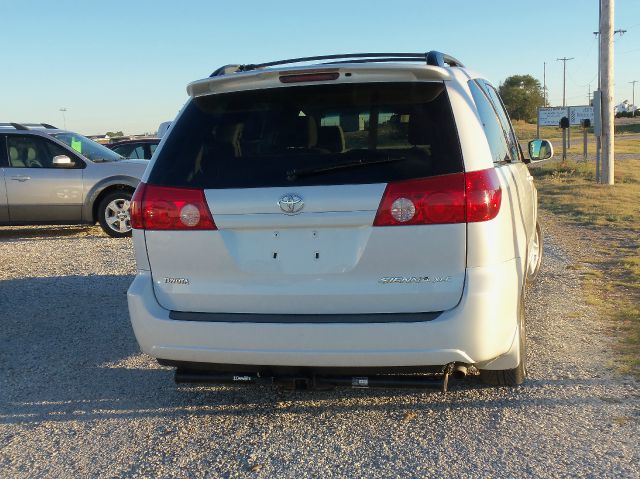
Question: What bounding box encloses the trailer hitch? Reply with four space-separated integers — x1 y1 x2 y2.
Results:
175 362 470 394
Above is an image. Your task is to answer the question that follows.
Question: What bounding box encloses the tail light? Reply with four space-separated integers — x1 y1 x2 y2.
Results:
465 169 502 222
373 168 501 226
130 183 217 230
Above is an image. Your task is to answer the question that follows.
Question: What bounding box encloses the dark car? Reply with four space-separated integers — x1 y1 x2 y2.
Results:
107 138 160 160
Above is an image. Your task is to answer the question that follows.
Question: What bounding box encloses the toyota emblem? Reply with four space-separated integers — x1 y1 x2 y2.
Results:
278 194 304 215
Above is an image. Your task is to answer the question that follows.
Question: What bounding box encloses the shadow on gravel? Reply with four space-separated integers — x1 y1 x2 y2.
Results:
0 225 103 241
2 274 635 427
3 371 634 426
0 274 490 426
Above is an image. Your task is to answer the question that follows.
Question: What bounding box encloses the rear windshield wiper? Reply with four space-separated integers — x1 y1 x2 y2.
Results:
287 156 407 181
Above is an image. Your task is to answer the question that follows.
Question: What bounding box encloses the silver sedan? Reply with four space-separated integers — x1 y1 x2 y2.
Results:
0 125 147 237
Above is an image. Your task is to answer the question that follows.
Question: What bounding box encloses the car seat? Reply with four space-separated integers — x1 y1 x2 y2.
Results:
317 126 345 153
25 147 43 168
8 146 25 167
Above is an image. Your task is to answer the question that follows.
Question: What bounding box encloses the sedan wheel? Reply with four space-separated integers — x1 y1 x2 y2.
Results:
98 191 133 238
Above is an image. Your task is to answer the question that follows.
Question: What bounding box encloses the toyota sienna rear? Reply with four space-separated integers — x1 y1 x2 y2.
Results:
128 52 549 391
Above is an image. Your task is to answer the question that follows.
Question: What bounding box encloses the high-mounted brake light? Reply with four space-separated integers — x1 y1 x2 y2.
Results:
130 183 217 230
279 72 340 83
373 169 501 226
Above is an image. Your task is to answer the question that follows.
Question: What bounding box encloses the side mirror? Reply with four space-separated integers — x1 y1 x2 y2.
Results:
52 155 74 168
528 139 554 162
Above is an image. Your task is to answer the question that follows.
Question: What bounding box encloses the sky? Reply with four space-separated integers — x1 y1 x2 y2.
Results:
1 0 639 135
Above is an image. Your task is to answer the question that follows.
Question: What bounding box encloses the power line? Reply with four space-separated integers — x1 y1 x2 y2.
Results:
567 35 599 81
567 70 598 88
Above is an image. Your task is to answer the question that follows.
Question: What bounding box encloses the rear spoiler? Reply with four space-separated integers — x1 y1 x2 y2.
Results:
187 64 451 98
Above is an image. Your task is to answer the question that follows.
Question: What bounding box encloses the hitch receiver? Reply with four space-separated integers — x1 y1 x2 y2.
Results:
175 362 462 394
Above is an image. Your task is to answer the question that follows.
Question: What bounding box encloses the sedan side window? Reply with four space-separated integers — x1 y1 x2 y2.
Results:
129 145 145 159
7 136 82 168
0 136 8 167
7 136 52 168
112 144 134 158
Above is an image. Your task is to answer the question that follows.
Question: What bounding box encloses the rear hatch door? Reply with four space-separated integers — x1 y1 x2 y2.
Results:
143 80 466 315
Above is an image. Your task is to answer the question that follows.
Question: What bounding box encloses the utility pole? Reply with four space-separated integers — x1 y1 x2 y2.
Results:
631 80 638 117
595 13 602 182
601 0 615 185
557 57 574 149
594 8 626 183
557 57 574 107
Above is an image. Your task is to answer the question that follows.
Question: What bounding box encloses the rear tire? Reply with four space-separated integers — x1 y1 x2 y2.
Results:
526 221 543 283
479 293 527 386
97 190 133 238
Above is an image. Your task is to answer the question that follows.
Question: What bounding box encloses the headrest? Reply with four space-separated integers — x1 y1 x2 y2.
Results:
9 146 18 161
215 123 243 143
27 147 37 161
317 126 345 153
277 116 318 149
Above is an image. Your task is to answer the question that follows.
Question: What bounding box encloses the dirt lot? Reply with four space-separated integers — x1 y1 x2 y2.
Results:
0 224 638 478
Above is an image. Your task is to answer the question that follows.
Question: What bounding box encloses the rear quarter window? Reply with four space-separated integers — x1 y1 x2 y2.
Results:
468 81 511 164
148 82 463 189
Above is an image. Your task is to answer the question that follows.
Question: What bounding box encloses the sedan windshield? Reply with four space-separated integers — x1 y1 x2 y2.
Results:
53 133 123 162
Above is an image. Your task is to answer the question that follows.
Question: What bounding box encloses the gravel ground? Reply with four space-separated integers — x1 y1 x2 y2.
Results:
0 224 638 478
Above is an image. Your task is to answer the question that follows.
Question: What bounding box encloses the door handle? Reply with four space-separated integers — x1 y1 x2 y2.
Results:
10 175 31 182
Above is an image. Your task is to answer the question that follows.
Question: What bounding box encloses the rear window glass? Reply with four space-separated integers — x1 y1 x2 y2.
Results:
148 82 462 189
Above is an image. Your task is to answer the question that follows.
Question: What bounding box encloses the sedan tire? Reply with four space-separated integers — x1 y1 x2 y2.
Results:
98 190 133 238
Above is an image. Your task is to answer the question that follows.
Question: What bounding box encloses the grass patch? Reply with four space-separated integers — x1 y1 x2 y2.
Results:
533 158 640 377
513 118 640 141
531 160 640 230
512 121 575 142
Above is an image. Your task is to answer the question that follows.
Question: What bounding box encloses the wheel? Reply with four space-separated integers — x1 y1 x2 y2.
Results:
97 190 133 238
526 221 543 283
479 292 527 386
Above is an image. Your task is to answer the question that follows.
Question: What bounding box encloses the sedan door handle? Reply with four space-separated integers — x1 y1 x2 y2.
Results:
10 175 31 182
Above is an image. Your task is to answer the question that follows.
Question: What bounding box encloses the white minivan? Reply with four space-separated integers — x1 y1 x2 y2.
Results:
127 52 552 391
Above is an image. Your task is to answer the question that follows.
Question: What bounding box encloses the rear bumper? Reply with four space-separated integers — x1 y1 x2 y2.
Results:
127 259 521 369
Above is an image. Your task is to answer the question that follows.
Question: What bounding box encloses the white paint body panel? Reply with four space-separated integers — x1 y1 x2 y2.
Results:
129 64 539 370
129 258 519 367
146 221 466 314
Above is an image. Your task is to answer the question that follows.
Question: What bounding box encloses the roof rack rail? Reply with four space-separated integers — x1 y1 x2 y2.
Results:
211 64 242 77
210 51 463 77
425 51 464 68
0 122 59 130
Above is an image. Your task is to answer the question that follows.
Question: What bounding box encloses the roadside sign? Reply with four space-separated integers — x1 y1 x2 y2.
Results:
569 106 595 126
538 107 569 126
